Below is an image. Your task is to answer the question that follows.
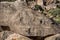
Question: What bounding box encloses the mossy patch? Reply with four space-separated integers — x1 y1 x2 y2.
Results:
48 8 60 23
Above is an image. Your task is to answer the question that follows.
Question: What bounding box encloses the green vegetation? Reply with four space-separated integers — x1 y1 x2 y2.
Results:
48 8 60 16
33 5 41 10
54 17 60 23
48 8 60 23
34 5 44 11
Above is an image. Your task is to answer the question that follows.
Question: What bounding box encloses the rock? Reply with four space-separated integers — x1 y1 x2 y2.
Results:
45 34 60 40
43 0 54 6
27 1 36 9
36 0 43 6
0 31 32 40
0 32 2 40
57 0 60 3
0 26 3 32
45 4 56 10
0 31 13 40
0 0 60 37
5 33 32 40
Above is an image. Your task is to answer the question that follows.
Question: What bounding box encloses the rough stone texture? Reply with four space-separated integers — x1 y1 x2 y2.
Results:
36 0 43 6
0 0 60 37
27 1 36 8
0 26 3 32
57 0 60 2
45 34 60 40
0 32 2 40
43 0 54 6
0 31 13 40
0 31 32 40
45 4 56 10
5 33 32 40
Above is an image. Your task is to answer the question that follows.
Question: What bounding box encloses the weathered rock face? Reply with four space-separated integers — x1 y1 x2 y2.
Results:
0 26 3 32
45 4 56 10
5 33 32 40
0 31 13 40
43 0 55 6
35 0 55 6
0 31 32 40
0 0 16 2
36 0 43 6
57 0 60 3
45 34 60 40
0 0 60 37
27 1 36 8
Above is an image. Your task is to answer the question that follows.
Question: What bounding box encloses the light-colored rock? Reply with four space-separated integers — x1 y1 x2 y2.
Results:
0 31 32 40
36 0 43 6
0 31 13 40
27 1 36 8
5 33 32 40
45 4 56 10
0 0 60 37
45 34 60 40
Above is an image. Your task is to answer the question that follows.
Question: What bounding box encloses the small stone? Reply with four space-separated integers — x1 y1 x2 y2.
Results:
36 0 43 6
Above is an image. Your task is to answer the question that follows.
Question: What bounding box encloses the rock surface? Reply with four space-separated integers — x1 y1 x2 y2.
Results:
43 0 55 6
0 0 60 37
36 0 43 6
45 34 60 40
0 31 32 40
45 4 56 10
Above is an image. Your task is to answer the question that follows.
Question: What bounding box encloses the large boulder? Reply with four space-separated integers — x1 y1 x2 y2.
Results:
0 31 32 40
0 0 60 37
